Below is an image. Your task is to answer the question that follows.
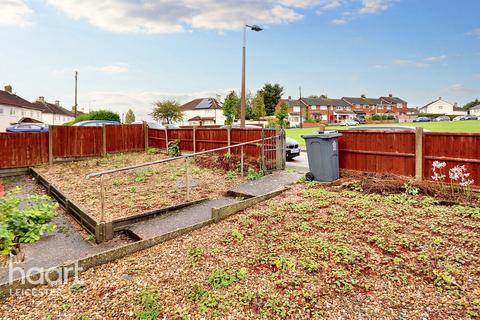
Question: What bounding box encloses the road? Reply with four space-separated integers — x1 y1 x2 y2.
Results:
286 151 309 172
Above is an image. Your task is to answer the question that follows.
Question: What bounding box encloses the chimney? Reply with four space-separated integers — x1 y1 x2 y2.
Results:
38 96 45 103
4 85 12 94
288 96 292 100
361 94 366 98
55 100 60 106
389 94 393 97
320 94 327 99
439 97 442 100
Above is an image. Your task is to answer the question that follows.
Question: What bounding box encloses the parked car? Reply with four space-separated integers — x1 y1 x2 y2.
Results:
164 123 180 129
286 137 300 160
452 115 477 121
355 118 366 124
413 117 431 122
339 120 359 126
73 120 121 127
434 116 451 122
132 121 165 129
6 123 49 132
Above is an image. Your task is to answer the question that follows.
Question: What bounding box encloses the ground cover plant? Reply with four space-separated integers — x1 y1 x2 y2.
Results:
0 187 58 256
35 152 245 221
2 178 480 319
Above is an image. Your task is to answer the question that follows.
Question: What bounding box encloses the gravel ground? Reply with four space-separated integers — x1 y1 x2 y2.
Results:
1 181 479 319
34 152 243 221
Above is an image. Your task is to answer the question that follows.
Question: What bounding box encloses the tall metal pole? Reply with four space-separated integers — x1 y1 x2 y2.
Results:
240 26 246 128
74 71 78 118
299 86 303 129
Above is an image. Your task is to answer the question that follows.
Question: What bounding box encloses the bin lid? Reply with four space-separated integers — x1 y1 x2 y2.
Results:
301 131 342 140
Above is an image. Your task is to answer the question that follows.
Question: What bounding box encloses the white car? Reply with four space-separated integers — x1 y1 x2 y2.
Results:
340 120 359 126
132 121 165 129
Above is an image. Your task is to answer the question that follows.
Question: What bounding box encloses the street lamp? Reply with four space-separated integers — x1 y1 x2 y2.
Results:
240 24 263 127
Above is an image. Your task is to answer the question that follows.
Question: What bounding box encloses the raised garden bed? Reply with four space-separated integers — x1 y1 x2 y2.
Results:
33 152 245 222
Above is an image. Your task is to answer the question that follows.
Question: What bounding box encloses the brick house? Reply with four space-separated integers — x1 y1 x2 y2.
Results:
300 97 356 123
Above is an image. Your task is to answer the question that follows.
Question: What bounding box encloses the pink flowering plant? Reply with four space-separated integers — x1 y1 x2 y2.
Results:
431 161 475 199
431 161 447 190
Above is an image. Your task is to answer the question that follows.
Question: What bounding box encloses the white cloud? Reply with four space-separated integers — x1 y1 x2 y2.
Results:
393 55 447 68
466 28 480 39
94 64 129 74
359 0 390 14
444 84 480 95
46 0 310 33
0 0 33 27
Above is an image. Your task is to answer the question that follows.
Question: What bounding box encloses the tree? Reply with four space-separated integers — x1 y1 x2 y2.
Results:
304 107 314 122
151 100 184 124
260 83 284 116
252 91 266 120
464 99 480 110
275 101 289 128
223 91 240 125
125 109 135 124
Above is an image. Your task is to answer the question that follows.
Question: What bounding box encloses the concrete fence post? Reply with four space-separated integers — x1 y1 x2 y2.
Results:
48 126 53 165
275 127 282 170
164 128 169 151
102 124 107 157
415 127 424 181
227 126 231 153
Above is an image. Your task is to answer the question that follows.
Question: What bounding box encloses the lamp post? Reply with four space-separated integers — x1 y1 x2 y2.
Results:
240 24 262 127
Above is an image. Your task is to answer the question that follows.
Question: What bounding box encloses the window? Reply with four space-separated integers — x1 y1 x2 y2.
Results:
320 106 327 110
438 106 443 110
336 106 342 110
10 108 15 116
0 108 3 115
311 105 317 110
37 112 41 118
30 111 34 116
293 106 300 112
21 110 25 116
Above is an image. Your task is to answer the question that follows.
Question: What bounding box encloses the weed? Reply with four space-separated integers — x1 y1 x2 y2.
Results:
70 282 86 293
224 152 232 160
168 140 181 157
274 257 296 271
403 183 420 196
185 284 208 301
85 234 95 242
231 229 244 242
146 148 160 155
188 246 203 266
299 259 320 273
136 288 160 320
247 168 264 181
225 170 238 181
331 269 356 293
208 270 239 289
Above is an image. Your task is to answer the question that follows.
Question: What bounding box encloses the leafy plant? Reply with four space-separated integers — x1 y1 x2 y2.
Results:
225 170 238 181
274 257 296 271
168 140 181 157
208 270 237 289
0 187 58 255
247 168 264 181
147 148 160 155
136 288 160 320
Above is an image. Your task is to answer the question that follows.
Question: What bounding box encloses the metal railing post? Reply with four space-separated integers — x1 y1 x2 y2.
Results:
261 128 266 171
240 145 244 176
185 158 190 201
100 174 105 223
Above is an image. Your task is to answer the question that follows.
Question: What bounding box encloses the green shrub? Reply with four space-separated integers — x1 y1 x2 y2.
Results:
167 140 181 157
247 168 264 181
0 187 58 255
136 288 160 320
225 170 238 181
68 110 121 125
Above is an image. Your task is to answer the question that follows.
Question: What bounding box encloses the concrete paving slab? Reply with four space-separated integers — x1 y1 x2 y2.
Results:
127 197 236 240
228 171 302 198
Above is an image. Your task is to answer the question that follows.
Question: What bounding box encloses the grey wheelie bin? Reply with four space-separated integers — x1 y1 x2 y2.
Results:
301 131 342 182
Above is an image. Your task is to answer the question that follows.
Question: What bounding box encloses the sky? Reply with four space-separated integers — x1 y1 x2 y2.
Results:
0 0 479 120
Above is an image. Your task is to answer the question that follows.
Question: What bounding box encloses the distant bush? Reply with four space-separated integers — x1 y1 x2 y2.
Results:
67 110 121 125
370 114 396 121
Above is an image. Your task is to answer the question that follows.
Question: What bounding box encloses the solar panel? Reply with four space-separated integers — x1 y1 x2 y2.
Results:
195 99 211 109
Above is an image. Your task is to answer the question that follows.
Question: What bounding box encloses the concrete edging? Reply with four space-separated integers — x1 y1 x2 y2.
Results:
212 187 287 222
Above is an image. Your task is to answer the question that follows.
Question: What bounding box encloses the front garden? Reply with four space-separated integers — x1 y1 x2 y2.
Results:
2 174 479 319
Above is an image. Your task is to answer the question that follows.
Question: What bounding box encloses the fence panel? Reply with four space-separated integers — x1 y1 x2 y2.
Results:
230 128 263 158
52 126 102 158
0 132 48 168
167 128 194 151
195 128 228 153
148 128 167 149
338 130 416 176
106 124 144 153
423 132 480 187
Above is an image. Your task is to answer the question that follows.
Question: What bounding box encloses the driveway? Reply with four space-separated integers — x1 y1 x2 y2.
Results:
286 151 309 172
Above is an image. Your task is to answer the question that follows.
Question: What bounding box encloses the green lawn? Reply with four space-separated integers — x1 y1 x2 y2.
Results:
287 120 480 146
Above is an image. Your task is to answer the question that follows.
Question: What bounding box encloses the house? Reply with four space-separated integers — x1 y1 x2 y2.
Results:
342 94 408 119
379 94 409 114
419 97 466 115
470 105 480 116
179 98 225 126
0 85 44 132
300 97 355 123
278 97 302 127
33 97 75 125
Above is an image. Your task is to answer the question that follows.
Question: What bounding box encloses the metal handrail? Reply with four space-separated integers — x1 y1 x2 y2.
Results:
86 134 280 179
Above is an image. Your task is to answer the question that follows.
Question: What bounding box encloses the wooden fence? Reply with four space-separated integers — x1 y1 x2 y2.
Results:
148 127 277 159
338 129 480 187
0 125 279 170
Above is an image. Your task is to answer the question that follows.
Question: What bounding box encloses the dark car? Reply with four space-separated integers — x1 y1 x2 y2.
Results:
413 116 431 122
286 137 300 160
6 123 49 132
356 118 366 124
464 115 478 120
